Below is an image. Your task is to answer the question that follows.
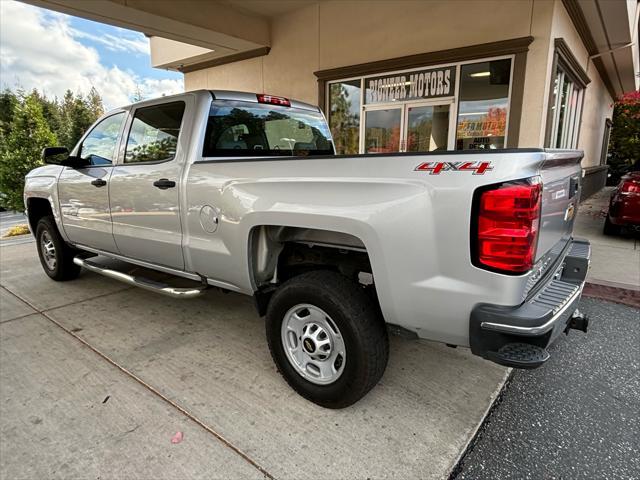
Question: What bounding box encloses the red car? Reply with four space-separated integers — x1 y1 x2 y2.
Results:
605 171 640 235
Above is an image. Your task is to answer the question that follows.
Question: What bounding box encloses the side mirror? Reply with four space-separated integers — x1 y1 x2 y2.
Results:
41 147 88 168
42 146 69 164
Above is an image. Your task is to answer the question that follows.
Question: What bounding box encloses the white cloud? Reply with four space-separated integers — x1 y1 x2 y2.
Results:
69 28 149 55
0 1 183 109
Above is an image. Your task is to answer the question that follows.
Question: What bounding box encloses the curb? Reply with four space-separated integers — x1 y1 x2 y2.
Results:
582 282 640 308
447 369 513 479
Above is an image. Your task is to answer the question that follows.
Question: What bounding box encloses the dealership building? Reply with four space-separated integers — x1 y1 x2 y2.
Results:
28 0 640 196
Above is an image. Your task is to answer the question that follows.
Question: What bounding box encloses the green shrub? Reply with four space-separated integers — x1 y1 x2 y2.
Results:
607 91 640 184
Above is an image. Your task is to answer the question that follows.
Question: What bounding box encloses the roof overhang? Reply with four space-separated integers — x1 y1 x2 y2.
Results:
563 0 639 98
19 0 273 69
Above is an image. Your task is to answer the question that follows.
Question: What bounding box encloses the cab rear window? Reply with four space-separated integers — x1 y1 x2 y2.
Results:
202 101 334 157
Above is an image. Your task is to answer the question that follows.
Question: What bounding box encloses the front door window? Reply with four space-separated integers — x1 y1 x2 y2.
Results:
79 112 126 165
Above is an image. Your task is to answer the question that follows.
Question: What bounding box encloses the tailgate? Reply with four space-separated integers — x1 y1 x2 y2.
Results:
536 150 583 261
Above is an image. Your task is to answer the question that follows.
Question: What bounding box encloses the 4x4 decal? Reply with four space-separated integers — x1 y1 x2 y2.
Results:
414 161 493 175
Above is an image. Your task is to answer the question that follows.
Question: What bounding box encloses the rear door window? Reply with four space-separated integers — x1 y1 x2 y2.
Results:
203 101 334 157
125 102 185 164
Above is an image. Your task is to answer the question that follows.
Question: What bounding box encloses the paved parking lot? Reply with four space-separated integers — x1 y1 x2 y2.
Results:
0 241 507 479
454 297 640 479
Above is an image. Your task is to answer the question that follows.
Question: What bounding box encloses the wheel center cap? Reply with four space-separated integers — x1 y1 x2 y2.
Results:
303 338 316 353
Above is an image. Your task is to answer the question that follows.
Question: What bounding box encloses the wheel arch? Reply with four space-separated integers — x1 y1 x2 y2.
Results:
26 197 55 235
248 225 378 316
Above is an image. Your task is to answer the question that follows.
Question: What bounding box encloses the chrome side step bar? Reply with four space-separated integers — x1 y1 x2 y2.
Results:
73 257 208 299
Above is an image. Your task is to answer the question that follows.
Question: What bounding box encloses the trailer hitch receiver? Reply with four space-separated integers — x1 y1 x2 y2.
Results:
566 309 589 334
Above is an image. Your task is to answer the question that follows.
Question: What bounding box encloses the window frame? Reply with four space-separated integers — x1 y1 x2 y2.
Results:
544 38 590 149
325 54 516 154
200 99 335 158
600 118 612 165
121 100 187 166
74 111 127 168
317 37 534 154
453 57 514 151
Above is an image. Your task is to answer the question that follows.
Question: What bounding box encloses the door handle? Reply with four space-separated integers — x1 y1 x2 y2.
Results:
153 178 176 190
91 178 107 187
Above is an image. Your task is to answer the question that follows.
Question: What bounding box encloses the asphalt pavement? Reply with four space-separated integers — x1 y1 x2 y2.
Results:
453 297 640 479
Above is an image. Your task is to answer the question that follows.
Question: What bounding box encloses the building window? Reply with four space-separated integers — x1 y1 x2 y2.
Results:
326 57 514 154
548 66 584 149
600 118 612 165
545 39 590 149
456 59 511 150
328 80 361 155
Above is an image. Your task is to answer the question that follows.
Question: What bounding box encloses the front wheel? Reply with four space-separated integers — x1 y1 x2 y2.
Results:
35 216 81 281
265 270 389 408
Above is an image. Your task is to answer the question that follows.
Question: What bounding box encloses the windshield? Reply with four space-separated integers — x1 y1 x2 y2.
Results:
203 100 334 157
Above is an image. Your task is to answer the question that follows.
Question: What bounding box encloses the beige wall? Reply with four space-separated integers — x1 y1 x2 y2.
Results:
547 0 614 168
316 1 532 69
518 0 555 147
578 60 614 168
187 0 537 104
185 0 614 158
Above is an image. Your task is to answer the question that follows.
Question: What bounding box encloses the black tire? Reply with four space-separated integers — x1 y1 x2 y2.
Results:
603 215 621 236
35 216 81 281
266 270 389 409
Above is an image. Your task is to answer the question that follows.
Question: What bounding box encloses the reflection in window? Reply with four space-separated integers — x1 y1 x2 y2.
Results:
79 112 125 165
456 59 511 150
548 66 583 149
364 108 401 153
125 102 185 164
406 104 450 152
328 80 361 154
203 101 333 157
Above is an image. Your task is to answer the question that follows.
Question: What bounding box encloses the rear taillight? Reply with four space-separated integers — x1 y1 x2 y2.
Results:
621 179 640 194
474 179 542 274
256 94 291 107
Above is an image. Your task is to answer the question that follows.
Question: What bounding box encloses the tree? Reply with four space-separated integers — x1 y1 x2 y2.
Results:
329 83 360 154
132 84 144 103
607 90 640 184
0 89 18 139
55 88 104 149
0 92 57 211
87 87 105 119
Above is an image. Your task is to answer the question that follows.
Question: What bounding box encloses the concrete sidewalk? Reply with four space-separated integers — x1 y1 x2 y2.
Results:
574 187 640 290
0 241 508 479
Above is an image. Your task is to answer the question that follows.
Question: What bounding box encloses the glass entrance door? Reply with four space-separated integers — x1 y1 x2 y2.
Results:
405 103 450 152
363 106 403 153
362 101 452 153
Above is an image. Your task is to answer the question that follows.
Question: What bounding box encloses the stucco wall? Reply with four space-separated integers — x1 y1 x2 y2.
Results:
548 0 614 168
184 0 613 157
187 0 537 104
518 0 555 147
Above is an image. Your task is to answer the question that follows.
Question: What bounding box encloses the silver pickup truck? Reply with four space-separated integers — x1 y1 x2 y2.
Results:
25 90 590 408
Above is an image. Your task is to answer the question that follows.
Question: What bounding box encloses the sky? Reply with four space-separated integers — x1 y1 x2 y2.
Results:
0 0 184 109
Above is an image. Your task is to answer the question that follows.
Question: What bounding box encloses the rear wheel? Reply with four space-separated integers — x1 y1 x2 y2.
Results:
35 216 81 281
265 270 388 408
603 215 621 236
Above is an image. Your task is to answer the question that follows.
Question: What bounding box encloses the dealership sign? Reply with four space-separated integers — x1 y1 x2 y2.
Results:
366 66 456 104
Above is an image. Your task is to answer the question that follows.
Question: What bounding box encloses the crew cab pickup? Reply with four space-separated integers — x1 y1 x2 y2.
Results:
25 90 590 408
